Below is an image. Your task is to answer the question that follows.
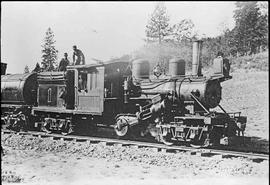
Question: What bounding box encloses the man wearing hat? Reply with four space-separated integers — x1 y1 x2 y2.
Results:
73 45 85 65
58 53 70 71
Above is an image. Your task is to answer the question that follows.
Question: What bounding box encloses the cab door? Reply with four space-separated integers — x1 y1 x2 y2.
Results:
77 66 104 114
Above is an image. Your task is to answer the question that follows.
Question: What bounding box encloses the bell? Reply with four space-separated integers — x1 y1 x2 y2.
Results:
153 64 162 78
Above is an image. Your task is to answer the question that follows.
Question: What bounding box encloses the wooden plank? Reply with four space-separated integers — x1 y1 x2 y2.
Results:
149 147 161 152
161 148 176 153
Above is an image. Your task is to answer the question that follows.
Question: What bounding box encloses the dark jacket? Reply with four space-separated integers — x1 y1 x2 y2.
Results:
59 58 70 71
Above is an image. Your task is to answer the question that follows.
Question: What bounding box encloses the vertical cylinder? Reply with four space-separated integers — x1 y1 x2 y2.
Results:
169 58 185 77
132 59 150 79
1 63 7 75
192 40 203 76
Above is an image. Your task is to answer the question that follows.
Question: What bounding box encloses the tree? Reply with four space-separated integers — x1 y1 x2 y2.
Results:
24 65 30 73
33 62 41 72
172 19 196 42
145 3 171 44
257 1 268 17
41 27 58 71
233 2 268 55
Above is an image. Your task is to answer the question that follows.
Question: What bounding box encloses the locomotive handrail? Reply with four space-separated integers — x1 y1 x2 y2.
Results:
190 92 210 114
217 104 231 118
140 79 171 90
141 90 171 95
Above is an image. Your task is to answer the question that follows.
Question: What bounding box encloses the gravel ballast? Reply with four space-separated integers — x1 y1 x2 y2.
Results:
2 134 268 181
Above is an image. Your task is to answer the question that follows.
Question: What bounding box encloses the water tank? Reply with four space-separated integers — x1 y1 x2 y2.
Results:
169 58 185 77
132 59 150 79
1 73 37 105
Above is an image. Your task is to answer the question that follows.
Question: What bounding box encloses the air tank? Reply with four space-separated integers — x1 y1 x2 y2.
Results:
132 59 150 79
169 58 185 77
192 40 203 76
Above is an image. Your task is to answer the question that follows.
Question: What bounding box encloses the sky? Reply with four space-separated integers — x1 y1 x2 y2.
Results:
1 1 236 74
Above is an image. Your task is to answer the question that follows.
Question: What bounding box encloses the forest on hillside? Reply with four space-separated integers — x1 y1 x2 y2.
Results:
131 1 268 72
33 2 268 73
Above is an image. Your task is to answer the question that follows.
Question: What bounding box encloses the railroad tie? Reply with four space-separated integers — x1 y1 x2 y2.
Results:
160 148 176 153
251 158 265 163
100 141 107 146
149 147 161 152
114 143 123 147
130 145 144 149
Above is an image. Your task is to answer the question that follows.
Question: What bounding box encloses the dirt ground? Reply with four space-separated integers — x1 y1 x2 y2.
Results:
220 70 269 140
1 71 269 185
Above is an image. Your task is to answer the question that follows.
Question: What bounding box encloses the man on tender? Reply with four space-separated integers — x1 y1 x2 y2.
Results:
58 53 70 71
73 45 85 65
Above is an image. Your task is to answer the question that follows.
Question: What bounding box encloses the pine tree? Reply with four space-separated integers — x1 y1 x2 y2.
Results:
41 28 58 71
145 3 171 44
233 2 268 55
172 19 196 42
257 1 268 17
24 65 30 73
33 62 41 72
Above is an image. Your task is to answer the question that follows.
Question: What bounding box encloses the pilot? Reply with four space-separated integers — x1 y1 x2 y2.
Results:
73 45 85 65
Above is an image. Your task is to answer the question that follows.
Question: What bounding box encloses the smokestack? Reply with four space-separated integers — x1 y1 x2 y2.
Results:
192 40 203 76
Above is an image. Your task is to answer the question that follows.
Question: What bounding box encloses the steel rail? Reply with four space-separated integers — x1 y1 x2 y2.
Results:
1 129 268 162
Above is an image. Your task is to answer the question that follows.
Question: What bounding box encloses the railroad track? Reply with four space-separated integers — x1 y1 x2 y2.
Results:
2 129 269 162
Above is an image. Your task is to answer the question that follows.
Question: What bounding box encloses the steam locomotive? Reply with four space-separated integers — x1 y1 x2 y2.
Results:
1 41 247 147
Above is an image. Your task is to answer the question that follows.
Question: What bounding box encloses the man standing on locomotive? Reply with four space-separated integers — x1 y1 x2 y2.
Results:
58 53 70 71
72 45 85 65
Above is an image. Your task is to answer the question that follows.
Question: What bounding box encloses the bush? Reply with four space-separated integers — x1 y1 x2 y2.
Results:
132 42 268 74
229 51 269 71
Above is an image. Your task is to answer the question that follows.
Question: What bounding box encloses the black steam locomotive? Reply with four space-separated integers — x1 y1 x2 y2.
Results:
1 41 247 147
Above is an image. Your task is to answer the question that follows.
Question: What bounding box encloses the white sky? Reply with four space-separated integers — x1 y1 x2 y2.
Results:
1 1 236 74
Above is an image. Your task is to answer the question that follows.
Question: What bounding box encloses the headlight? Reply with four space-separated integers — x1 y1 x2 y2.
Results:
204 117 211 125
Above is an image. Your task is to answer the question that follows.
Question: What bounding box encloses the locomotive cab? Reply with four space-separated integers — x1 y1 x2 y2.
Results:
66 64 105 114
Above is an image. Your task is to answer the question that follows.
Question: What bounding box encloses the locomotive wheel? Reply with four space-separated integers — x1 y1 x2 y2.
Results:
190 134 210 148
40 119 52 134
160 135 174 146
158 127 173 146
20 115 29 132
115 125 129 137
190 140 210 148
40 125 52 134
7 116 27 132
114 117 129 137
61 122 74 136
